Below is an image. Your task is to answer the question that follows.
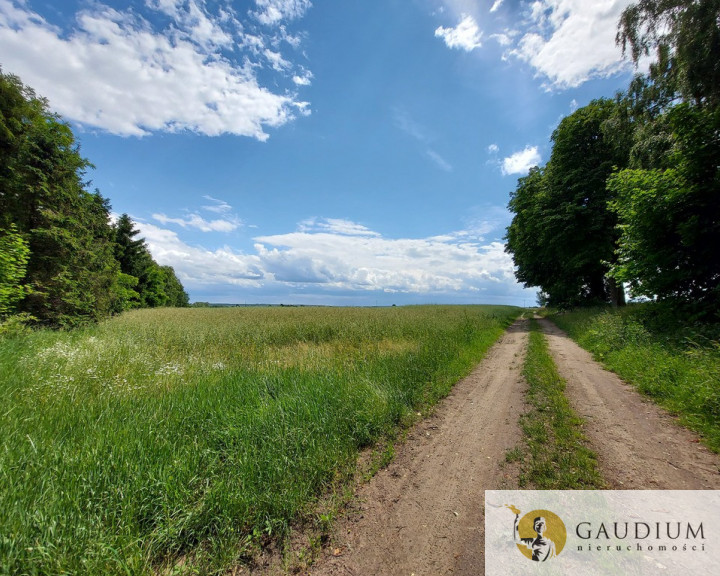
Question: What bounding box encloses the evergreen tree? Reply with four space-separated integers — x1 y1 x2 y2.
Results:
0 69 190 324
112 214 189 308
1 69 120 326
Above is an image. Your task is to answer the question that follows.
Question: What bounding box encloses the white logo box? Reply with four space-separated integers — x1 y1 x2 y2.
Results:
485 490 719 575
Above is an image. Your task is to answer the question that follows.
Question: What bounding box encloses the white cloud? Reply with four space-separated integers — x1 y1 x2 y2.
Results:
253 0 312 26
292 69 313 86
201 196 233 214
137 217 528 299
0 0 311 138
490 32 513 46
509 0 635 88
298 218 380 237
138 222 265 286
435 14 483 51
487 143 499 154
490 0 505 13
153 213 242 233
501 146 541 175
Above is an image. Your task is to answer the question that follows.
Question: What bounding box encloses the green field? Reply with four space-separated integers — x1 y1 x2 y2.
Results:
0 305 519 574
551 306 720 453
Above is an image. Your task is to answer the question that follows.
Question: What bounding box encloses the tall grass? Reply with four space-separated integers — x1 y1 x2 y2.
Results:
552 305 720 452
1 305 519 574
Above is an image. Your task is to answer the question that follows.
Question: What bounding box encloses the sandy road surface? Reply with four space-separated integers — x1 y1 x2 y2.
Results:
308 320 529 576
538 318 720 489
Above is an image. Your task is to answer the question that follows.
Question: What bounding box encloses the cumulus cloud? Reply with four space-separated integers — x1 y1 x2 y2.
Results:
435 14 483 51
0 0 311 138
510 0 635 88
435 1 636 88
138 222 265 285
501 146 541 175
136 216 528 299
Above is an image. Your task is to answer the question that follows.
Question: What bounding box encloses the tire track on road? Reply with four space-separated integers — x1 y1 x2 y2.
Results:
538 317 720 489
308 319 530 576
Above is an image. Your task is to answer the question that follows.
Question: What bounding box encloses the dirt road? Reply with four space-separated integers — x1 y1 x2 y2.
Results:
538 318 720 489
300 317 720 576
308 319 529 576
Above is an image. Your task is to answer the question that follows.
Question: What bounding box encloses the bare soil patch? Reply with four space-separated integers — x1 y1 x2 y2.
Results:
306 319 530 576
538 317 720 489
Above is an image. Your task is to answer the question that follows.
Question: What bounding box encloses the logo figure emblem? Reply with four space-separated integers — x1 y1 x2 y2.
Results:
506 505 567 561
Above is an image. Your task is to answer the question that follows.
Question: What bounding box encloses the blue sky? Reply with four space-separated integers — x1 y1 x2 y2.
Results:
0 0 639 306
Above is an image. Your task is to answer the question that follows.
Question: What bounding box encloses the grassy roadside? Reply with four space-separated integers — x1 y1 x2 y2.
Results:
0 305 520 575
509 318 605 489
551 305 720 453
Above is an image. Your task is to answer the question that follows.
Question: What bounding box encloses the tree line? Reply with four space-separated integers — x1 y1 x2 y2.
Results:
0 70 188 328
506 0 720 318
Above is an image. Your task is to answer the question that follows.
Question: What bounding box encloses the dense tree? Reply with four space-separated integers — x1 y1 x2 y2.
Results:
618 0 720 108
113 214 189 309
113 213 149 280
609 103 720 310
0 69 189 325
507 2 719 313
1 70 120 326
608 1 720 314
161 265 190 308
505 99 630 307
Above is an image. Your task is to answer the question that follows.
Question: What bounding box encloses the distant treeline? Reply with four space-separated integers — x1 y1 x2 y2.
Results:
506 0 720 319
0 69 188 328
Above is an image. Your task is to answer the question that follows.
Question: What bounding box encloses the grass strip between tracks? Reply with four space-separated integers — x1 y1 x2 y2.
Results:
509 318 605 489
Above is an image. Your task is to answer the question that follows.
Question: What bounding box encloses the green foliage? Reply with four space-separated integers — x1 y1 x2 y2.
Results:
506 99 629 307
0 312 35 337
618 0 720 108
609 104 720 312
0 305 519 574
161 265 190 307
113 213 148 279
606 1 720 316
0 225 31 315
110 272 141 313
552 305 720 452
516 319 605 489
